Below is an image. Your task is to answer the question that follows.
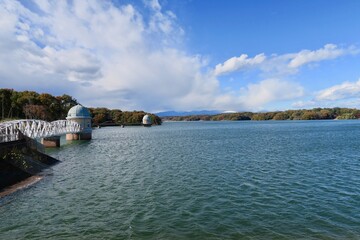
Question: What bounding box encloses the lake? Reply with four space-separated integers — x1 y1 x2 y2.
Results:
1 121 360 239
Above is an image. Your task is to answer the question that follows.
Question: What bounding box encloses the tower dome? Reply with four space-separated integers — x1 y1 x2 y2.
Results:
142 114 152 127
66 105 91 119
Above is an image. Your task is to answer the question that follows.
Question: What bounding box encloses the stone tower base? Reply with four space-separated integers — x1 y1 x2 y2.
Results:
66 132 92 141
41 136 61 148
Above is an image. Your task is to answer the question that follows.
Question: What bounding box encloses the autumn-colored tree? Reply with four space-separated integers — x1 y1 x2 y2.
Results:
23 104 48 120
301 111 319 120
272 112 290 120
93 113 107 125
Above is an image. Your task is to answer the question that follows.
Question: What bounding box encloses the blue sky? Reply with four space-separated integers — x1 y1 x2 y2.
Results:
1 0 360 112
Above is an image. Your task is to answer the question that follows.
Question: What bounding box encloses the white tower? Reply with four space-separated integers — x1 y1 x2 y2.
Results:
142 114 152 127
66 105 92 140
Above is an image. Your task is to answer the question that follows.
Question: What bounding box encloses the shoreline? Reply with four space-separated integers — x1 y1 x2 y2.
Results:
0 175 43 199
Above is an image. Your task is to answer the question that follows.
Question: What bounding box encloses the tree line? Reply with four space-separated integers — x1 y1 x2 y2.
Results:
162 108 360 121
0 89 161 125
0 89 78 121
89 107 162 126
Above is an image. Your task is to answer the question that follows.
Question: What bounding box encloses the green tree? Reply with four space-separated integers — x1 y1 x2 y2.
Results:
58 94 78 119
0 89 13 120
336 113 356 119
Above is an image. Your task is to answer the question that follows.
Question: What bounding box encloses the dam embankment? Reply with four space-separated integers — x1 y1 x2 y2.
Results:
0 136 60 196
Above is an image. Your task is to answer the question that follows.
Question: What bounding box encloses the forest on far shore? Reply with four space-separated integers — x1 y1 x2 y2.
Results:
162 108 360 121
0 89 161 126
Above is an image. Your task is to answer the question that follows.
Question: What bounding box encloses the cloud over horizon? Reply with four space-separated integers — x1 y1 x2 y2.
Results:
0 0 359 112
316 79 360 101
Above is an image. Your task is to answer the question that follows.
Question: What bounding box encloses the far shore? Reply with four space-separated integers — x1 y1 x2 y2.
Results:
160 108 360 122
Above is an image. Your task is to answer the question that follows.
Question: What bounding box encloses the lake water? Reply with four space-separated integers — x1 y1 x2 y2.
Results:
1 121 360 239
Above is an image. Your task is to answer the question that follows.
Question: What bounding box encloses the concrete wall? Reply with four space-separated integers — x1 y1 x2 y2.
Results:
66 132 92 140
0 138 60 191
41 136 60 148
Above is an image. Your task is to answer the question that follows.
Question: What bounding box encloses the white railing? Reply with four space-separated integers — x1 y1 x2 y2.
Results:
0 119 81 143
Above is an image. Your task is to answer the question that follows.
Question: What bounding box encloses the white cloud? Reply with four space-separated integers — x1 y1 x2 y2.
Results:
239 79 304 109
146 0 184 45
214 53 266 76
215 44 358 77
0 0 201 111
315 79 360 101
288 44 355 68
290 78 360 109
147 0 161 12
207 79 304 111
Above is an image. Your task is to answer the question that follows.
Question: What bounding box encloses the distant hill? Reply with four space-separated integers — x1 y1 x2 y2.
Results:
156 110 221 117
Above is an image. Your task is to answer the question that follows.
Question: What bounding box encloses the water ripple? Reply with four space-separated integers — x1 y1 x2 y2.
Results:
1 122 360 239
